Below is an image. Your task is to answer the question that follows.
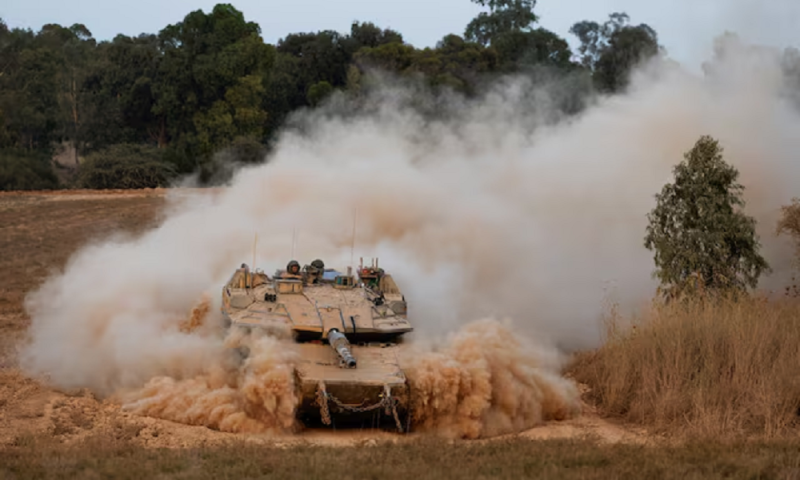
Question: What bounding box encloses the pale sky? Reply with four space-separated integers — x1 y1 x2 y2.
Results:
2 0 799 70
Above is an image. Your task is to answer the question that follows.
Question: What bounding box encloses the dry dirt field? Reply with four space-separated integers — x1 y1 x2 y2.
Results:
2 190 800 479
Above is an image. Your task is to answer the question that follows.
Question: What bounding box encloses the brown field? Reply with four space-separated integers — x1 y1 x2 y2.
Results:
2 190 800 479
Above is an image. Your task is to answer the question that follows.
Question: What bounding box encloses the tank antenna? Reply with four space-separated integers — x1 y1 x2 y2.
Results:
252 232 258 273
291 227 297 259
350 207 357 271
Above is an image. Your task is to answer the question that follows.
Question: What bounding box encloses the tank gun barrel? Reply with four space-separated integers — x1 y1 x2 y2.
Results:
328 329 357 368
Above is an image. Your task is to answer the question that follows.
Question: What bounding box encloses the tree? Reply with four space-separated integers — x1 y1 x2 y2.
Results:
346 21 403 51
461 2 580 75
465 0 538 46
570 12 660 93
150 4 275 173
492 28 575 71
83 33 162 149
644 135 770 299
0 24 61 152
353 42 416 73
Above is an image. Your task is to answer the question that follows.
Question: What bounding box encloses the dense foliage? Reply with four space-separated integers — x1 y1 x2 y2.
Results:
74 144 176 189
0 150 59 190
0 3 665 189
644 136 770 298
569 13 660 92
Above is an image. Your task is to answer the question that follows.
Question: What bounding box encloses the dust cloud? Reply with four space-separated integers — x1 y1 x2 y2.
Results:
122 325 302 434
404 319 581 439
16 33 800 436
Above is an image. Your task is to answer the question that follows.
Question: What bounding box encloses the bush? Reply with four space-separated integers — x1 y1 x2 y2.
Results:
0 149 60 191
76 144 177 189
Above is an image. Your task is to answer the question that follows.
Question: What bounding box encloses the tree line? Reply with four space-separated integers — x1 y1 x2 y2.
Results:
0 1 662 190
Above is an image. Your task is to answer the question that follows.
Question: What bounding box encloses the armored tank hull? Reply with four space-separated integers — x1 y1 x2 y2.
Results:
221 258 413 431
294 342 410 429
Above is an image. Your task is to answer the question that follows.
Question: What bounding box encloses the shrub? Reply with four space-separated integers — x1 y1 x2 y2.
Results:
76 144 177 189
0 149 60 191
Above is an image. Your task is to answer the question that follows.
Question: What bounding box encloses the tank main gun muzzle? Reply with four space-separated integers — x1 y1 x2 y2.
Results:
327 329 357 368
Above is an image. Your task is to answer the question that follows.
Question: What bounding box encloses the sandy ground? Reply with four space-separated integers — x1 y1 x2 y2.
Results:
0 189 648 449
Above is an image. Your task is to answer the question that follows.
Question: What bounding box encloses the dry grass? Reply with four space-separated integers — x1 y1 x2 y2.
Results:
3 432 800 479
571 295 800 439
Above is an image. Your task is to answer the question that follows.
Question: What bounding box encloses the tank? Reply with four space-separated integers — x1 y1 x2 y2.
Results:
220 257 413 432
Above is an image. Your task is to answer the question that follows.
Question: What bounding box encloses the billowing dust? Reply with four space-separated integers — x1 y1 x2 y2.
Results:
15 33 800 438
404 319 581 439
122 326 302 434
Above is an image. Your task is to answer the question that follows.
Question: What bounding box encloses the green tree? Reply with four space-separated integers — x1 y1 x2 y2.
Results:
414 35 498 93
0 23 61 152
266 21 404 126
570 12 660 93
346 21 403 50
644 135 770 299
465 0 538 46
83 33 161 150
353 42 416 73
462 2 579 76
353 35 499 96
153 4 274 171
492 28 574 71
51 24 96 158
